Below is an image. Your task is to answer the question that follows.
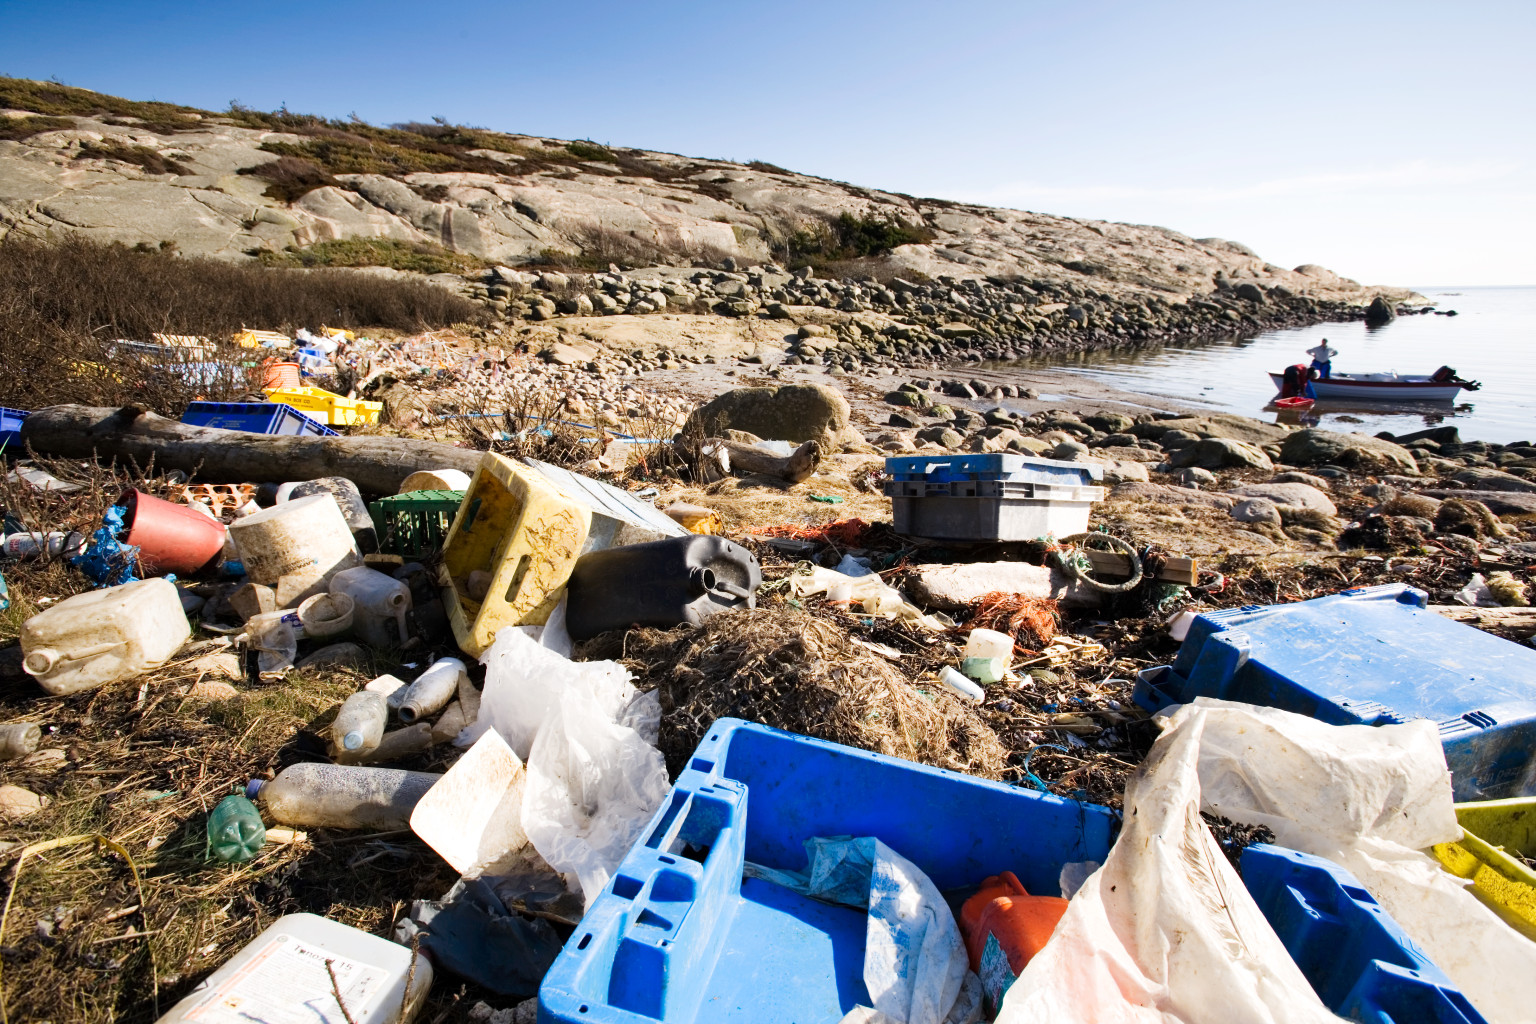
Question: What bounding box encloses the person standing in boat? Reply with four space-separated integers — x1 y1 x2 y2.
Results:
1307 340 1337 379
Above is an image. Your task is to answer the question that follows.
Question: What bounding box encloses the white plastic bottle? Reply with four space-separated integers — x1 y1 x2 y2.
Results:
330 567 411 648
331 691 388 755
0 722 41 760
249 763 440 830
397 658 466 723
21 577 191 694
155 912 432 1024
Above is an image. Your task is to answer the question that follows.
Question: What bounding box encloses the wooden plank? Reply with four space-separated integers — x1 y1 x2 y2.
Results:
1082 549 1198 586
1430 605 1536 638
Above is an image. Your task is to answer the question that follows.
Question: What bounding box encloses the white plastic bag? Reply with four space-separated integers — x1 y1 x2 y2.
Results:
467 624 637 758
1188 698 1536 1024
521 686 669 907
999 701 1345 1024
748 837 975 1024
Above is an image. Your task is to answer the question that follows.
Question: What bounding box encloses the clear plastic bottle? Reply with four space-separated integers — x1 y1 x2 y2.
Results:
0 721 41 760
331 691 387 755
338 723 433 765
397 658 466 723
329 567 411 648
248 763 440 830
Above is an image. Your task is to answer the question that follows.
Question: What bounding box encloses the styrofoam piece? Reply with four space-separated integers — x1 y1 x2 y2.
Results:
410 729 528 877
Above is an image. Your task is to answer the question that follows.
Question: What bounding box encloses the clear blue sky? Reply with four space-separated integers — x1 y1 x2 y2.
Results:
2 0 1531 285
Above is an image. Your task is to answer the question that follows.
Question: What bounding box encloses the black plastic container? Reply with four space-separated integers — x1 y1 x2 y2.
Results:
565 536 761 641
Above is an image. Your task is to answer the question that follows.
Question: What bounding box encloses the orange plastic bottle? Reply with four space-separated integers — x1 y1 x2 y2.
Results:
959 871 1070 974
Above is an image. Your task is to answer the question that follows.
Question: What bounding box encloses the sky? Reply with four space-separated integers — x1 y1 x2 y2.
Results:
2 0 1532 286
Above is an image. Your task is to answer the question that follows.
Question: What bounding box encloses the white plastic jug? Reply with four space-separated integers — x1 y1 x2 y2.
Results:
228 494 362 586
330 567 411 648
21 577 191 694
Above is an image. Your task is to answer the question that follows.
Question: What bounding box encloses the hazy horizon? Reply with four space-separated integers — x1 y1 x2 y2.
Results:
3 0 1530 287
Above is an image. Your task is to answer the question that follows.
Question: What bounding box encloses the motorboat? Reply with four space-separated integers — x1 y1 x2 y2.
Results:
1269 365 1481 403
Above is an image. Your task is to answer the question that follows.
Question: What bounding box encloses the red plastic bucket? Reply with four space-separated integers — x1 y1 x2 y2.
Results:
261 361 301 390
118 489 228 575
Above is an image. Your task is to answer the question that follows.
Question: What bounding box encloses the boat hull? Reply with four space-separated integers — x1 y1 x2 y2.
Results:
1267 372 1466 403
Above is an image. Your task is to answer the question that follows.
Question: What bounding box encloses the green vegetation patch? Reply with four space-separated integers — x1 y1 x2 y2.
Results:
0 76 206 131
77 139 193 175
566 139 616 162
0 114 77 140
256 237 485 275
786 211 936 268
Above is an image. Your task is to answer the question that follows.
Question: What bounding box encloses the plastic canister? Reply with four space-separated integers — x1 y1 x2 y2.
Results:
289 477 379 554
118 488 228 575
154 913 432 1024
228 494 362 586
21 577 191 695
248 763 441 830
963 628 1014 684
563 535 761 642
959 871 1069 1007
397 658 467 723
330 567 411 648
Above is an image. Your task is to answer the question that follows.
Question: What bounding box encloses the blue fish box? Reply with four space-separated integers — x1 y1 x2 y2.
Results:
1243 844 1487 1023
884 452 1102 486
181 401 337 437
538 719 1117 1024
1134 584 1536 801
0 407 28 453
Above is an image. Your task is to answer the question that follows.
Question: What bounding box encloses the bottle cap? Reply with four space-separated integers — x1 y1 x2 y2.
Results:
244 778 265 800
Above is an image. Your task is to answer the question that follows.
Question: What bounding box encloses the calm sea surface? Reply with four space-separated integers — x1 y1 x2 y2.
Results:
1016 286 1536 444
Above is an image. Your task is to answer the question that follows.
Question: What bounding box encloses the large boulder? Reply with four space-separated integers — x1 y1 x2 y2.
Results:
686 383 853 447
1452 468 1536 493
1229 497 1282 526
1227 482 1337 515
1131 414 1289 446
906 562 1055 611
1365 295 1397 325
1168 437 1273 472
1279 429 1419 474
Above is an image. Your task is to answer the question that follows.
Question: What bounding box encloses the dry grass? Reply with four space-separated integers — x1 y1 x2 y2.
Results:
622 604 1010 780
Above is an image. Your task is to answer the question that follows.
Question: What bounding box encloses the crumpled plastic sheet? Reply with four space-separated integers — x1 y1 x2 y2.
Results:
1189 698 1536 1024
70 504 139 587
789 566 953 630
999 700 1348 1024
747 836 980 1024
393 877 561 998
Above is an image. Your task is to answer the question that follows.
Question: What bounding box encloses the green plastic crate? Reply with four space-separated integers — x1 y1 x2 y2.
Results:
369 490 465 558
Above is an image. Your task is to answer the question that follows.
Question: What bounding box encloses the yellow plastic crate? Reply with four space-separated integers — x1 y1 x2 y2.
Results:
439 452 590 657
1432 796 1536 940
264 385 383 426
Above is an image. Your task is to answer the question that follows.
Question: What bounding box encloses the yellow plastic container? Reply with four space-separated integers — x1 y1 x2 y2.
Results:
233 328 291 349
439 452 589 657
1432 797 1536 940
264 385 383 426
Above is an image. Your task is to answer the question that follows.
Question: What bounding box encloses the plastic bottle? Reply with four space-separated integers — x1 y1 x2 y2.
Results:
329 567 411 648
248 763 441 830
0 722 42 760
154 913 432 1024
206 793 267 863
939 666 985 702
397 658 467 723
1 531 85 560
331 691 388 755
962 628 1013 684
21 577 192 694
338 723 433 765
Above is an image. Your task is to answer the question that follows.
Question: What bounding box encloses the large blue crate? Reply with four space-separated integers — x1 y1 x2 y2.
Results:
0 407 27 453
181 401 337 437
884 453 1102 485
539 718 1117 1024
1243 844 1487 1023
1134 584 1536 801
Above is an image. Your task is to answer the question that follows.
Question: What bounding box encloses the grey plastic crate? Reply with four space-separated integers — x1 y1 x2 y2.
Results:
887 481 1105 541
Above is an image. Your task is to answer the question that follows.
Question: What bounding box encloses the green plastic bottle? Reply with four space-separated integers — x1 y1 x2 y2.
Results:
207 793 266 863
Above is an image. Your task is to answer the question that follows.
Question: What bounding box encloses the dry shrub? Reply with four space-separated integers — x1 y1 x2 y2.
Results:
623 605 1009 779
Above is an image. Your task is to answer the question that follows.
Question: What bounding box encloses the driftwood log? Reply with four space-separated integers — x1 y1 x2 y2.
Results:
700 438 822 484
20 405 483 495
1431 604 1536 639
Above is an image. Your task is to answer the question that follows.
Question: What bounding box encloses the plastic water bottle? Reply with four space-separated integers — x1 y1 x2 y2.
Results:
940 666 986 702
330 691 387 755
0 721 41 760
248 763 440 830
397 658 467 723
207 793 266 863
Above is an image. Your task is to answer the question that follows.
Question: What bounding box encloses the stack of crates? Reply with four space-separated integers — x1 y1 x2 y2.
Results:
369 490 465 559
264 385 383 426
883 453 1105 541
181 401 336 437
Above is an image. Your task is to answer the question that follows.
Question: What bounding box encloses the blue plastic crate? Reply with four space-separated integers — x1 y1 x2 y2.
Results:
539 718 1117 1024
884 453 1103 486
0 407 27 453
1134 584 1536 802
1243 844 1487 1023
181 401 337 437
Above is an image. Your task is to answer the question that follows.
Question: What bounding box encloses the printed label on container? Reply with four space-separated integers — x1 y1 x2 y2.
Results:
978 932 1018 1010
184 932 390 1024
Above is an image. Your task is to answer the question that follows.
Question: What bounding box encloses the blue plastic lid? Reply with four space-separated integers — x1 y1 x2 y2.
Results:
244 779 265 800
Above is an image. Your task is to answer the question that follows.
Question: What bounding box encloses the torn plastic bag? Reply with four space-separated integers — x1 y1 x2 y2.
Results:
788 567 953 630
522 685 669 907
747 836 978 1024
998 701 1345 1024
466 623 638 758
1186 698 1536 1024
393 877 562 999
